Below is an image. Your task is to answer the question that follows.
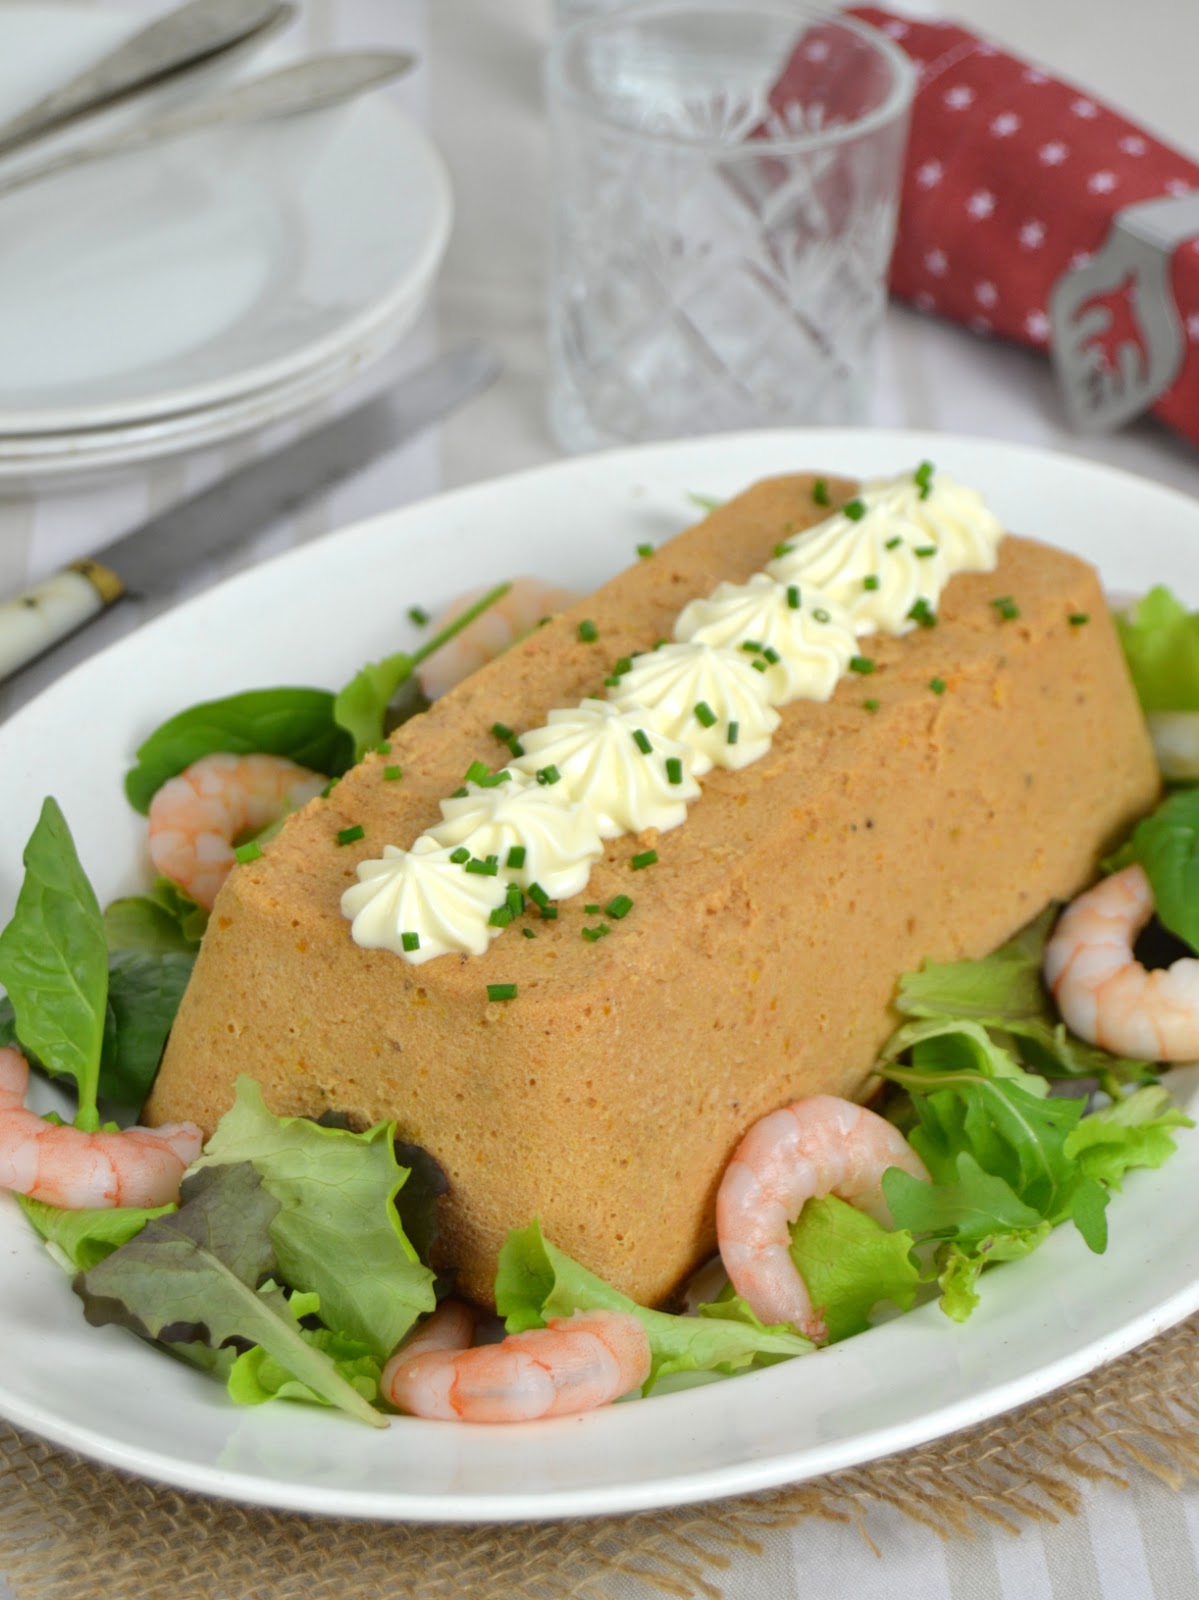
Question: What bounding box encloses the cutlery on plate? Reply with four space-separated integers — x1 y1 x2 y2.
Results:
0 342 503 687
0 0 292 161
0 51 418 201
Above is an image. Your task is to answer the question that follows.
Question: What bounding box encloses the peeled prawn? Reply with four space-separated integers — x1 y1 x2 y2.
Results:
416 578 578 701
147 751 325 911
382 1299 651 1423
1044 863 1199 1061
716 1093 929 1341
0 1047 202 1209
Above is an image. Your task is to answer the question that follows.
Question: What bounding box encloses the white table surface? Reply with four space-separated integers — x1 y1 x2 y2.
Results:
2 1 1199 1596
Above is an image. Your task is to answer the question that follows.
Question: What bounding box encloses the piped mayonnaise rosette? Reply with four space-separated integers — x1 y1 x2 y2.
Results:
340 466 1004 960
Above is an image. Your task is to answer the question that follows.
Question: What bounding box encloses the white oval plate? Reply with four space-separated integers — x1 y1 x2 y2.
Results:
0 6 451 434
1 430 1197 1523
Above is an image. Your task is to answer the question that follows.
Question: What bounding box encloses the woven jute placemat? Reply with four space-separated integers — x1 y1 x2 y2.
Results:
4 1315 1199 1600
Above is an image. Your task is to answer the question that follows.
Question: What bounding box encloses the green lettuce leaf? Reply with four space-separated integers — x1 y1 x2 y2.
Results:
786 1194 921 1343
494 1219 812 1390
1115 586 1199 713
196 1077 436 1361
935 1229 1052 1322
17 1193 173 1270
1063 1085 1193 1188
226 1287 381 1410
104 880 208 954
1104 788 1199 954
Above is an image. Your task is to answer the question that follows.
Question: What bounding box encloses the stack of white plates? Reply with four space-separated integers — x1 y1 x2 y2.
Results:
0 6 452 483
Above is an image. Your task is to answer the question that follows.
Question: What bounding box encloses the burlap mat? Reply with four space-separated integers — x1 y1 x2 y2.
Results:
4 1315 1199 1600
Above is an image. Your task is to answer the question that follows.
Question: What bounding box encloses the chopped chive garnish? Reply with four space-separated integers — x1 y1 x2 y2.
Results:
884 536 902 550
787 584 801 609
914 544 937 558
582 924 610 943
727 720 740 746
863 575 881 591
383 765 402 781
740 639 763 653
506 845 526 870
813 607 831 624
488 906 512 927
539 905 558 920
990 595 1020 621
522 927 536 939
336 824 364 846
450 787 468 798
929 676 947 694
491 721 514 743
863 697 880 712
762 646 780 665
843 498 867 521
507 737 525 757
772 542 793 559
536 764 561 786
666 757 684 784
585 904 601 914
464 857 499 876
612 657 633 677
320 778 340 798
606 894 633 920
631 849 658 870
1069 612 1090 626
750 657 768 673
633 728 653 754
694 701 717 728
464 759 492 784
407 606 430 627
914 460 935 499
636 542 654 559
487 983 517 1002
449 846 471 864
234 841 263 864
907 598 937 629
849 656 876 675
812 478 831 506
527 882 549 909
375 740 392 755
402 931 421 952
506 884 525 916
578 619 598 642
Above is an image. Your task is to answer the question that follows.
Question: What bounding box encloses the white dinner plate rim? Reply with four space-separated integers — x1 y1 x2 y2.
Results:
0 426 1197 1524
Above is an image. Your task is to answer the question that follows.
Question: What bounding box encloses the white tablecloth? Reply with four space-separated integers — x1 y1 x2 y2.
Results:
3 1 1199 1595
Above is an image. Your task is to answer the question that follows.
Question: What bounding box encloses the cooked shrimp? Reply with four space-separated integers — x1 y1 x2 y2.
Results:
416 577 578 701
147 751 325 910
382 1299 651 1423
1044 863 1199 1061
716 1094 929 1341
0 1047 202 1209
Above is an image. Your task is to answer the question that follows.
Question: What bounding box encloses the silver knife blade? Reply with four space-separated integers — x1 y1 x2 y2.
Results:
0 340 502 690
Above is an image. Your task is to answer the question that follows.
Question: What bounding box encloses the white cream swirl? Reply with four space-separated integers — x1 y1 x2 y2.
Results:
340 841 508 964
766 467 1003 637
609 642 779 769
673 573 857 704
511 697 701 837
423 768 604 900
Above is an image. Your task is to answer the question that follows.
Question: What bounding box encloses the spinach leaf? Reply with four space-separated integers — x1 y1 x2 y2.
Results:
0 799 108 1129
104 880 208 953
1108 788 1199 954
101 950 195 1108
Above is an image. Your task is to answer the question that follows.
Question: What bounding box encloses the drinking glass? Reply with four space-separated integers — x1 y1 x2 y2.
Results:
545 3 915 452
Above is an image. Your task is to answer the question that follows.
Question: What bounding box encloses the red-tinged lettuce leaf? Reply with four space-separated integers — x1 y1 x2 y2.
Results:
786 1194 922 1344
17 1193 173 1271
73 1162 383 1428
494 1218 812 1391
196 1077 437 1362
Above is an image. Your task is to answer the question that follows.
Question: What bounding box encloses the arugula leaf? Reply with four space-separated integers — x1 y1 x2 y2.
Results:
495 1219 812 1390
227 1287 381 1411
17 1194 173 1271
104 880 208 954
74 1162 384 1428
883 1152 1047 1246
787 1194 921 1343
124 689 351 815
936 1229 1052 1322
1115 586 1199 713
0 798 108 1130
1105 789 1199 954
196 1077 437 1361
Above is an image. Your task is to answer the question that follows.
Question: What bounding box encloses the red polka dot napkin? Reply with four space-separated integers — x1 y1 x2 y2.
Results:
849 7 1199 444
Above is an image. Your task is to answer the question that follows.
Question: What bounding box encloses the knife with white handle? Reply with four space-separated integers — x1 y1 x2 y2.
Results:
0 341 502 686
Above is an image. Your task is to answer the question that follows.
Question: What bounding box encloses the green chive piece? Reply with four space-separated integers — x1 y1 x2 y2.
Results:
401 931 420 952
464 857 499 876
636 542 654 559
383 765 402 781
320 778 340 798
631 849 658 870
812 478 831 507
929 676 947 695
464 759 492 785
522 927 536 939
336 824 364 846
633 728 653 755
506 884 525 916
527 882 549 909
914 460 935 499
491 721 514 743
762 646 780 665
407 606 430 627
907 598 937 629
863 575 881 592
488 906 512 928
603 676 620 688
843 498 867 521
750 658 768 673
666 757 684 785
507 736 525 757
612 657 633 677
375 740 392 755
584 904 601 914
863 698 880 712
849 656 876 675
772 541 793 559
449 846 470 864
1069 612 1090 626
487 983 517 1002
727 721 740 746
787 584 801 609
582 925 610 943
234 840 263 864
578 619 598 642
536 764 561 786
539 905 558 920
884 535 902 550
694 701 717 728
914 544 937 559
990 595 1020 621
740 639 763 653
506 845 526 870
813 607 831 624
606 894 633 920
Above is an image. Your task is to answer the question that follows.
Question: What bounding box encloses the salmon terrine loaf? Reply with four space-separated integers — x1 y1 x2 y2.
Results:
147 470 1160 1308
